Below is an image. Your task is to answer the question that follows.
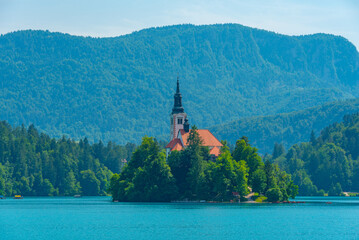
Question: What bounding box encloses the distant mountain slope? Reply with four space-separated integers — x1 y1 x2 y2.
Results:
0 24 358 144
210 98 359 154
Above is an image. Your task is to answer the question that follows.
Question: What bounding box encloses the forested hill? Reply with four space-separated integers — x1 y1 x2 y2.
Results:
211 98 359 154
1 24 359 144
271 112 359 195
0 121 135 196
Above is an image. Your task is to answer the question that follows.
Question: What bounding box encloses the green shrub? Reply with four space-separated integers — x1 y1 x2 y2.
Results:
266 188 283 202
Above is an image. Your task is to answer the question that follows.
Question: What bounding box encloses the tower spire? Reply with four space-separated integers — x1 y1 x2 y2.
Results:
169 76 187 140
172 76 184 114
176 76 180 93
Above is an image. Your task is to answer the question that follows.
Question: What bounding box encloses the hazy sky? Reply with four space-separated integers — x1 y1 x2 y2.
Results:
1 0 358 49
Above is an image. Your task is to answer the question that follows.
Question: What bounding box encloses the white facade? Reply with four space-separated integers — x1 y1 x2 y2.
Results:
170 112 187 140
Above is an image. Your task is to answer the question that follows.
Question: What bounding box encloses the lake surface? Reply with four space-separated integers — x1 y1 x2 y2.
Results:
1 196 359 240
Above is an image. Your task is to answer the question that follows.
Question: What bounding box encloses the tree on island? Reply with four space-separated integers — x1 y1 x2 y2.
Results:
109 136 178 202
198 143 249 201
110 130 298 202
232 138 263 185
251 168 267 195
168 125 207 199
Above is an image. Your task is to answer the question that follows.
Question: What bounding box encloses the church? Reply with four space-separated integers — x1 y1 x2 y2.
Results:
165 78 223 158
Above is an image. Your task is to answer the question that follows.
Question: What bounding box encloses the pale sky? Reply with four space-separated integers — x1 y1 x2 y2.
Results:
0 0 358 49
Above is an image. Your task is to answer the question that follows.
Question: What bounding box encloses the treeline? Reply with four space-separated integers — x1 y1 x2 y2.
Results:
0 121 135 196
269 113 359 196
110 126 298 202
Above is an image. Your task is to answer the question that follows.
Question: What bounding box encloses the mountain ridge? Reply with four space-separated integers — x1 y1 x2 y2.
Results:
0 24 358 144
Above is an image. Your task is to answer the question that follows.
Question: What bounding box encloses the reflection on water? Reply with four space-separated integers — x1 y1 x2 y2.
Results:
1 196 359 240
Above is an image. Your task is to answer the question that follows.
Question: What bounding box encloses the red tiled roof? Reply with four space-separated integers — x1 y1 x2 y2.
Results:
166 138 182 149
166 129 222 155
209 146 221 156
179 129 223 147
172 142 184 151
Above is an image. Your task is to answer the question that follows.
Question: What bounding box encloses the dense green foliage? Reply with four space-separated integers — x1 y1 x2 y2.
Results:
211 98 359 153
110 136 177 202
0 121 135 196
270 112 359 196
110 126 297 202
1 24 358 145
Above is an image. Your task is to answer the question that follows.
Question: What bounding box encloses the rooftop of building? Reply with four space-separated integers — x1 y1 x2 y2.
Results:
166 129 223 156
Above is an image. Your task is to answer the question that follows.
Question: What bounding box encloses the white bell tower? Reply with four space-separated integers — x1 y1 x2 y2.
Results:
170 77 187 140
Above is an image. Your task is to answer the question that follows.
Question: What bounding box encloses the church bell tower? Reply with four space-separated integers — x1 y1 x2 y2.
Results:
170 77 187 140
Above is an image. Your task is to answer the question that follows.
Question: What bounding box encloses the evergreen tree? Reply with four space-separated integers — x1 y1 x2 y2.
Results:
272 143 285 159
63 171 80 196
168 150 189 197
310 130 317 145
184 125 204 198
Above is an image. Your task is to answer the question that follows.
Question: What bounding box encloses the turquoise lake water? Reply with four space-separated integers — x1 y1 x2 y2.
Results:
1 196 359 240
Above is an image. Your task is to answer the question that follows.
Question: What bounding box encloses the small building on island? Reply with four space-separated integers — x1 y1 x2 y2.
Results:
165 78 222 158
